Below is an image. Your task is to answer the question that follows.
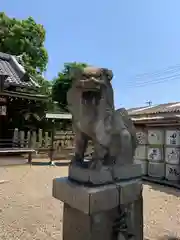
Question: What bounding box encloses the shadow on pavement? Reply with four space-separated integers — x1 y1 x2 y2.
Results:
31 161 70 167
31 162 50 166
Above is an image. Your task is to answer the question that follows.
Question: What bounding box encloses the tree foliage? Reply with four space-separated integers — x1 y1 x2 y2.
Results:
0 12 52 129
52 62 88 111
34 74 52 95
0 12 48 74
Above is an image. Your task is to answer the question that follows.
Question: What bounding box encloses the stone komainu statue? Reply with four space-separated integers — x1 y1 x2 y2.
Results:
67 66 137 169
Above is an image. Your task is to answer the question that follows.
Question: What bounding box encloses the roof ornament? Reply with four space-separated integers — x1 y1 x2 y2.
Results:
16 54 24 65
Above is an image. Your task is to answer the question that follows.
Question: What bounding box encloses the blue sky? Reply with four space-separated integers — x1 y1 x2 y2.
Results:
2 0 180 108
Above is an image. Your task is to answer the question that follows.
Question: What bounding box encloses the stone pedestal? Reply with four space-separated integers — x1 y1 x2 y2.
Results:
52 174 143 240
68 163 142 185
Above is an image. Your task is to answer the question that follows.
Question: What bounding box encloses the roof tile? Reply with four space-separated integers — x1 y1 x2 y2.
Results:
128 102 180 115
0 52 39 88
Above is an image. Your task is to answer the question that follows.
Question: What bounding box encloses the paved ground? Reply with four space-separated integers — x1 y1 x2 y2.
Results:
0 159 180 240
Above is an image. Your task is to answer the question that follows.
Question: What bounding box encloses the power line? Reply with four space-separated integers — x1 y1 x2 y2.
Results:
126 64 180 85
124 74 180 88
132 64 180 79
124 73 180 87
127 68 180 84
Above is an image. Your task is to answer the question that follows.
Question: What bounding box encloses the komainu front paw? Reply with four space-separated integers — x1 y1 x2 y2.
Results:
71 154 84 166
89 159 103 170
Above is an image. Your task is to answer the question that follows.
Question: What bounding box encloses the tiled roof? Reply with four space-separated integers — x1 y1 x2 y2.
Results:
128 102 180 115
0 52 39 89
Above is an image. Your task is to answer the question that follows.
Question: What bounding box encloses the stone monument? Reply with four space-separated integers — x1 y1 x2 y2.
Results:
52 66 143 240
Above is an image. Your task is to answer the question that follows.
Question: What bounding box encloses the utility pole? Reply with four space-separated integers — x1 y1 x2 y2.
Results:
146 100 152 106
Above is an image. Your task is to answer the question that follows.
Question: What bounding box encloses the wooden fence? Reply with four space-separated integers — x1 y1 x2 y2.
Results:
12 128 75 155
12 128 95 160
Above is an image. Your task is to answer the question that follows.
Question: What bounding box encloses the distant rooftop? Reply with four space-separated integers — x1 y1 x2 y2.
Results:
128 102 180 115
0 52 40 89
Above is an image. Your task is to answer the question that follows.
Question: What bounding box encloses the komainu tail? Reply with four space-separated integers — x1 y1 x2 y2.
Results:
115 108 138 151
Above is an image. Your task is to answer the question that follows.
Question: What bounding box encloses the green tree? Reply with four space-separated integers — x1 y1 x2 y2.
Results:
52 62 88 111
0 12 48 74
35 74 52 95
0 12 52 129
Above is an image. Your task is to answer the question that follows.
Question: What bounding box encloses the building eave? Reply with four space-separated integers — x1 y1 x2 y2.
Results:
0 90 48 101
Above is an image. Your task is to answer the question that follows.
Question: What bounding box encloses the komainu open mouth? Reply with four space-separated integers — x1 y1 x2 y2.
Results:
81 90 101 105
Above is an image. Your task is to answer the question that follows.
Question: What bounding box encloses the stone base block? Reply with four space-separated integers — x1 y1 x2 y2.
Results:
63 204 115 240
63 204 142 240
53 177 142 214
68 163 142 185
53 177 143 240
63 201 143 240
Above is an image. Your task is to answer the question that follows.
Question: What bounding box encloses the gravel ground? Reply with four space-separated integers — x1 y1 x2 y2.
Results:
0 159 180 240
